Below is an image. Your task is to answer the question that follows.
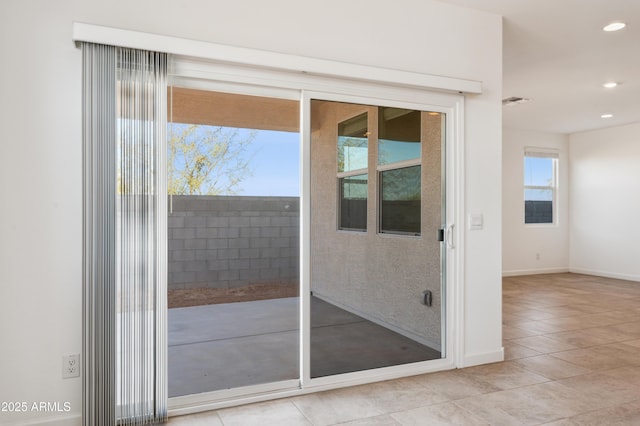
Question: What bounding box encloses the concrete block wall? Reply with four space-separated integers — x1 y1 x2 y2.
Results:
168 195 299 290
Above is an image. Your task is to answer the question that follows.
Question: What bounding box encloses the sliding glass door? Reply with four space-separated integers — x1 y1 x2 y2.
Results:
308 98 445 379
164 79 453 406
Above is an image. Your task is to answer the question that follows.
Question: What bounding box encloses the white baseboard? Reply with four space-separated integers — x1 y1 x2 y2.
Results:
460 348 504 368
4 414 81 426
502 267 569 277
569 267 640 283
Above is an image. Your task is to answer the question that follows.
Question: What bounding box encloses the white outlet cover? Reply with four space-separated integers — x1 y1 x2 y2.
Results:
63 354 80 379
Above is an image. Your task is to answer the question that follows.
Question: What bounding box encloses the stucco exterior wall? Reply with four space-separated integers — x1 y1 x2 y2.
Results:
310 100 443 349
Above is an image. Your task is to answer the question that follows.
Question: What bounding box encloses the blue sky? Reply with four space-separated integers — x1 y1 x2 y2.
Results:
170 125 300 196
524 157 554 201
238 128 300 196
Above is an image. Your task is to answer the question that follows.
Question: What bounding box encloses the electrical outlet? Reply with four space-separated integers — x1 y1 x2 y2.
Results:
62 354 80 379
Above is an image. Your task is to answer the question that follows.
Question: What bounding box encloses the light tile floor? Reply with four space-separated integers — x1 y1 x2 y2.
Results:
169 273 640 425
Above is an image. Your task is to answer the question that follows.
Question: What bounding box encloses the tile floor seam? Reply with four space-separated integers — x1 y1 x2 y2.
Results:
289 399 315 426
325 393 492 425
507 320 640 336
551 360 640 377
547 348 639 369
449 399 501 425
560 395 640 423
512 354 593 382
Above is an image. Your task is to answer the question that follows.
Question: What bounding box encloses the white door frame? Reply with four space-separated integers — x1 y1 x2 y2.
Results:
72 22 468 417
167 77 465 416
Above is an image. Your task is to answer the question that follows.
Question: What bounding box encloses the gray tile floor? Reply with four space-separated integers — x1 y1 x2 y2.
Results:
169 297 440 397
169 273 640 425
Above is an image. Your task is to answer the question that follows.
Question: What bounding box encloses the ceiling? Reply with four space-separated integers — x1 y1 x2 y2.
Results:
435 0 640 134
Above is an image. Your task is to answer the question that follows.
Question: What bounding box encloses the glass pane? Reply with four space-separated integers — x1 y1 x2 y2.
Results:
339 174 367 231
167 87 300 397
525 189 553 223
378 107 421 165
524 156 554 186
338 112 368 172
311 100 442 379
380 166 421 235
525 188 553 201
168 124 299 196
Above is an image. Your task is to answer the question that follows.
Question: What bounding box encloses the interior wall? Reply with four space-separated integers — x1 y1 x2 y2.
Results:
0 0 502 424
502 128 570 275
569 122 640 281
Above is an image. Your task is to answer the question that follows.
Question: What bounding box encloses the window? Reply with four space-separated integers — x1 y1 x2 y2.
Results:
524 150 558 224
378 107 421 235
379 165 421 234
337 112 368 231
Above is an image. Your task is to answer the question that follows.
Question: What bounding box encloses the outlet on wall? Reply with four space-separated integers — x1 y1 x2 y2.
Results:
62 354 80 379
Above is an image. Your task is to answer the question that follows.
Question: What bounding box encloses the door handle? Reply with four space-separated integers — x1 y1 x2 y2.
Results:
446 224 455 249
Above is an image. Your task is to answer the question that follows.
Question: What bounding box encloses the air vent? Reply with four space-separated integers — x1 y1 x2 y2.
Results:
502 96 531 107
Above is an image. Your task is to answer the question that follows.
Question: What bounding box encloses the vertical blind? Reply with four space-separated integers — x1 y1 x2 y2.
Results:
83 42 168 425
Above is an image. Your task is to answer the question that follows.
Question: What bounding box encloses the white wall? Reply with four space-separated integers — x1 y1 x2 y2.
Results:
0 0 502 424
569 122 640 281
502 128 570 275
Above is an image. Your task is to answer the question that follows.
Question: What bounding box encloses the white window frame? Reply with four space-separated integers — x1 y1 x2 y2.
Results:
524 148 559 226
337 112 369 232
378 162 422 236
337 171 368 232
377 120 423 236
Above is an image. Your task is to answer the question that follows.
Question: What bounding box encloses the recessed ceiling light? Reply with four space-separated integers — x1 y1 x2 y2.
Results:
603 82 618 88
601 114 613 119
603 22 626 32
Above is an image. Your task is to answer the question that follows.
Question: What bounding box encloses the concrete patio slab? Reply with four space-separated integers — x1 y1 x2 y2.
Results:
169 297 441 397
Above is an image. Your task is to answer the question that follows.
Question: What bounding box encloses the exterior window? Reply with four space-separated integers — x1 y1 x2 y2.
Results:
378 107 421 235
337 112 368 231
380 166 421 234
339 174 368 230
524 150 558 224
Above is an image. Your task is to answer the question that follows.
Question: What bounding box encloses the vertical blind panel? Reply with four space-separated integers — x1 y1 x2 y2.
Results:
117 47 168 425
83 42 118 426
83 42 167 426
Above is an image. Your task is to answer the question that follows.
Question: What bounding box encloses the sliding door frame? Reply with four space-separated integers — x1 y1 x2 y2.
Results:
73 21 469 418
166 71 465 416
